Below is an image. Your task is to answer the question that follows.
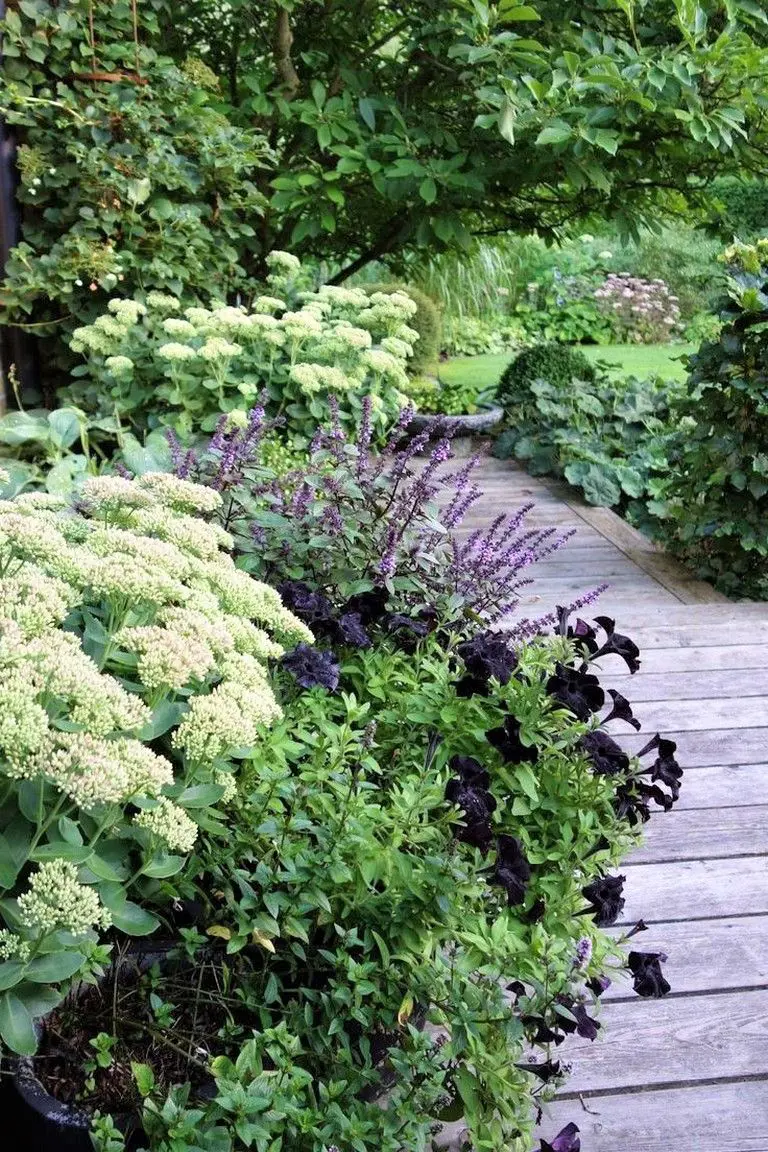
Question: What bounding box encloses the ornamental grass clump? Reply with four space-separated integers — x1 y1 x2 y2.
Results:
66 255 418 444
0 470 307 1055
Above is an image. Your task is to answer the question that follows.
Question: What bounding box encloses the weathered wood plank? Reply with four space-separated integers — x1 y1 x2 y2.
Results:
619 856 768 924
676 763 768 810
561 988 768 1094
604 915 768 999
619 622 768 648
614 670 768 701
538 1081 768 1151
619 728 768 767
621 697 768 734
606 604 767 626
601 645 766 676
627 804 768 864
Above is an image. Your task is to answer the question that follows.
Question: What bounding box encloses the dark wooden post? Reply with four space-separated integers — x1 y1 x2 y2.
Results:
0 0 40 412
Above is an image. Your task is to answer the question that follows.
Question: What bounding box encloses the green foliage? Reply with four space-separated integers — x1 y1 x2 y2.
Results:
710 176 768 239
441 316 527 358
160 0 768 275
402 372 492 416
650 239 768 598
363 283 442 374
132 634 642 1150
64 264 416 441
494 354 681 511
497 342 596 409
0 0 268 383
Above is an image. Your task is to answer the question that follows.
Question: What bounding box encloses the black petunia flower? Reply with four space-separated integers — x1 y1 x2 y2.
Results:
546 663 604 720
628 950 670 998
638 734 683 803
516 1059 561 1084
592 615 641 674
580 729 629 775
456 631 518 697
522 1016 565 1046
486 715 538 765
277 580 335 629
489 835 531 906
282 643 340 691
539 1122 581 1152
384 611 430 652
614 780 658 825
344 586 389 624
603 689 641 731
582 873 626 926
557 605 599 654
337 611 371 648
445 756 497 852
556 997 601 1041
587 973 611 998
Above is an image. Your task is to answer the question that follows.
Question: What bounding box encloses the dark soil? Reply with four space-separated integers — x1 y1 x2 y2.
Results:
33 948 241 1116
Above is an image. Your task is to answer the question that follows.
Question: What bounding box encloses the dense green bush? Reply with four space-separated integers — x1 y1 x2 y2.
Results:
710 177 768 239
441 316 526 359
497 343 596 410
0 1 268 392
363 283 442 374
651 239 768 598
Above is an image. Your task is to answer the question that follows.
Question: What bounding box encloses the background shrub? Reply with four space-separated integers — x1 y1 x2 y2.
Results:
650 239 768 597
1 0 268 397
497 342 596 410
710 176 768 239
363 283 442 374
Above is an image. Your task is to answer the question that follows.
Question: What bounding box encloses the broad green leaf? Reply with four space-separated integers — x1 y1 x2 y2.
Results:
0 991 36 1055
47 407 82 449
0 961 26 992
141 854 185 879
30 843 94 864
25 952 85 984
536 122 572 146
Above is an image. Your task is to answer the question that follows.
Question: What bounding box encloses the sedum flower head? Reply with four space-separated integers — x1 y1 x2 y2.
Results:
133 507 232 560
0 928 30 963
161 318 196 338
159 341 199 363
107 298 146 323
80 475 156 513
0 565 77 636
118 623 215 690
136 472 223 515
199 337 242 361
0 667 51 777
147 291 181 312
253 295 286 314
134 797 198 853
105 355 134 375
173 676 281 764
18 859 111 936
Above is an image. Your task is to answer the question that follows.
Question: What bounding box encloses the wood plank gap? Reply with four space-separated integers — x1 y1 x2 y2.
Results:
555 1070 768 1102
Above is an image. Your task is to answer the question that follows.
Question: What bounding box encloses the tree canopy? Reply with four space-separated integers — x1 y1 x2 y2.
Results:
161 0 768 278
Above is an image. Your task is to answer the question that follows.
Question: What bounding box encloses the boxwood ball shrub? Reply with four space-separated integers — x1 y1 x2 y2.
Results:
651 239 768 598
0 467 309 1054
65 255 417 443
363 282 442 375
497 342 596 406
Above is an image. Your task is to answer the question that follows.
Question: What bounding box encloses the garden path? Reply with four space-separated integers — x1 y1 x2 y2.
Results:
445 455 768 1151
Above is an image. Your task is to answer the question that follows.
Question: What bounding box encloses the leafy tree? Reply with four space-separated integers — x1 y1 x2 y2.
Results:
161 0 768 279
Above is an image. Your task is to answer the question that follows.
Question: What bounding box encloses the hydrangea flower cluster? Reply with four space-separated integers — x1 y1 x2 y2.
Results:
66 254 418 441
0 470 305 1038
594 273 682 343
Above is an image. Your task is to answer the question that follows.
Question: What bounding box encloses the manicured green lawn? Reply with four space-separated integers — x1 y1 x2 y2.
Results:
438 342 696 392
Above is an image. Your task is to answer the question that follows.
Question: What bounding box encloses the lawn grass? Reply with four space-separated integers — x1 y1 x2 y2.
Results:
438 342 696 393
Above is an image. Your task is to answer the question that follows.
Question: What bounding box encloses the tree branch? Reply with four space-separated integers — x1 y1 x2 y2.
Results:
273 6 300 99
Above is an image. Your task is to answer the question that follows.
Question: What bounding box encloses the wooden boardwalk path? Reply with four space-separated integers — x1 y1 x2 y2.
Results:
454 456 768 1151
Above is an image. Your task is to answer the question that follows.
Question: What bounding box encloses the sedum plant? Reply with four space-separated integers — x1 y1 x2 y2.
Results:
0 467 309 1055
65 256 418 443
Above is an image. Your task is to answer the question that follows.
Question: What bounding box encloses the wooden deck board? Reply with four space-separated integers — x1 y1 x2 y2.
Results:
442 456 767 1152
